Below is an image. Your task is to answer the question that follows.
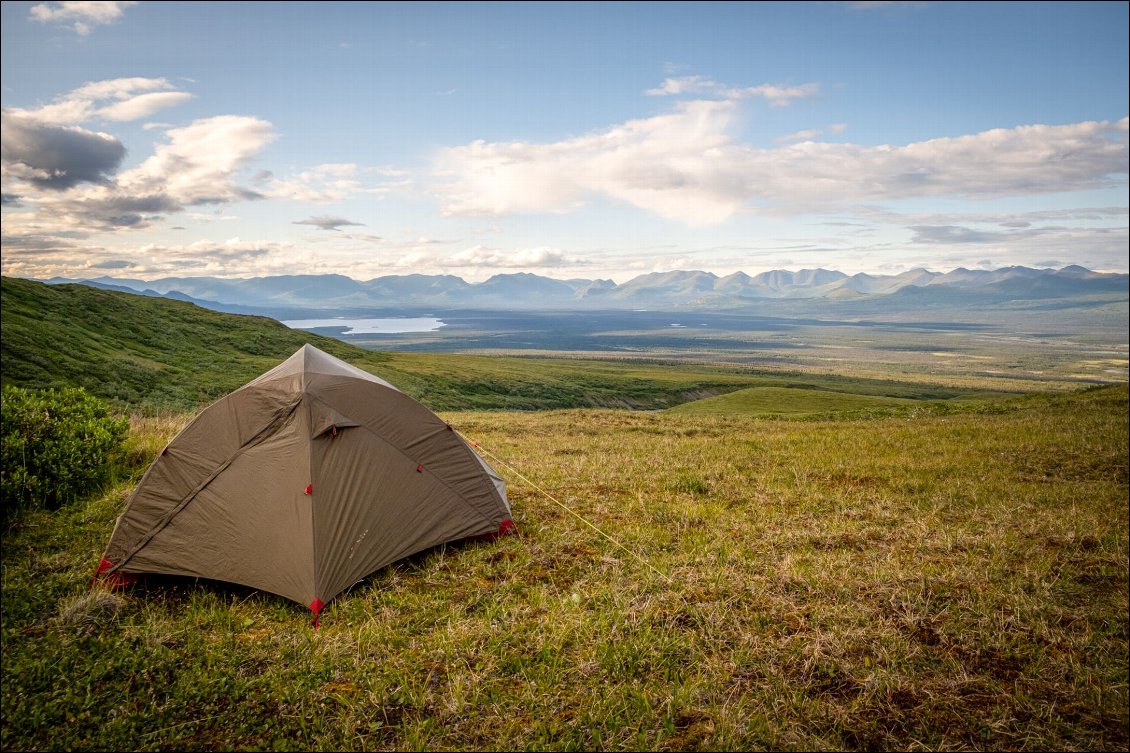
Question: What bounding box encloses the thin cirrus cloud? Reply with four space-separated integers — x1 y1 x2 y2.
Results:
645 75 820 107
30 1 137 35
432 87 1129 227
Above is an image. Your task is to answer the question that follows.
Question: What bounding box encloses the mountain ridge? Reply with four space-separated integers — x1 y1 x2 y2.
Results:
35 264 1127 314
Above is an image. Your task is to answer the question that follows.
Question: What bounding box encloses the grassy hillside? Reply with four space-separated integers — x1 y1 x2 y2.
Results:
1 276 1011 412
1 385 1126 750
1 276 357 408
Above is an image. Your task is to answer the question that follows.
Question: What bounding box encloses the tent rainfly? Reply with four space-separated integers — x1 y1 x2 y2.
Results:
96 344 514 621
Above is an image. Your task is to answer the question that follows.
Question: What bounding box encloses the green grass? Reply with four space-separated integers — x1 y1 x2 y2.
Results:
2 385 1126 751
1 276 1022 414
666 385 925 417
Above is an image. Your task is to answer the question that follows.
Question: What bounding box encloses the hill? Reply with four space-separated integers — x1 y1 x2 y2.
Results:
5 276 1008 413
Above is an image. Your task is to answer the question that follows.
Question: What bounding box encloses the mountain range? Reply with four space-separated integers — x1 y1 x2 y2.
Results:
39 265 1127 315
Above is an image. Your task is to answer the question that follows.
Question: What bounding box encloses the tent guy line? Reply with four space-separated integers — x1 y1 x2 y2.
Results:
458 432 675 585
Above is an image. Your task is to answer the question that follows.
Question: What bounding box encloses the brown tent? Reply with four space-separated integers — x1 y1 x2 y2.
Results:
97 344 513 620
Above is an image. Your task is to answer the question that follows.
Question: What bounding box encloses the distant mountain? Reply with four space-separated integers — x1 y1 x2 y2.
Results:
35 265 1127 313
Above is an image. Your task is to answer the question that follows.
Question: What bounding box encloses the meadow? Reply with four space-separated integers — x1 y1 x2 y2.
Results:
2 384 1126 751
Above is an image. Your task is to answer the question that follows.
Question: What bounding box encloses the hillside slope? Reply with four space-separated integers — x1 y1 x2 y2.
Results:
1 277 371 408
1 277 802 412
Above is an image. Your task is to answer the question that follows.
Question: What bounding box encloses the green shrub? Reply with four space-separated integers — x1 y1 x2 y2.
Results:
1 385 129 519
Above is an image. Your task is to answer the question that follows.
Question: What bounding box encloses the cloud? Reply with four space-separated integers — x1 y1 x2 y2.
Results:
30 1 137 35
434 99 744 224
137 237 278 264
293 215 365 231
432 103 1129 225
1 111 126 190
9 77 192 125
2 236 317 280
2 112 276 245
268 163 365 203
909 225 1003 244
90 259 136 270
266 163 412 203
777 129 825 143
118 115 276 205
775 122 849 145
448 246 576 268
645 76 819 107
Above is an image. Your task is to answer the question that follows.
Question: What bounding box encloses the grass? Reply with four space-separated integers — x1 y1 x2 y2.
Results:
2 384 1126 751
666 386 925 417
3 276 1029 414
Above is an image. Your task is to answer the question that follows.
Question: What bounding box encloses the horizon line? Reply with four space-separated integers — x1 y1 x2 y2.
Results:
15 262 1123 286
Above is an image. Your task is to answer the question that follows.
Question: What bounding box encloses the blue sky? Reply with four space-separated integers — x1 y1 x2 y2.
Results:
2 1 1127 283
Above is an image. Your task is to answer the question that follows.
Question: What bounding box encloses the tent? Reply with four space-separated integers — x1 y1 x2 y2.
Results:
96 344 513 621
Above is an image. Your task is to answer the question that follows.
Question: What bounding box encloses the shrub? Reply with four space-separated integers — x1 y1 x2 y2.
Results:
1 385 129 520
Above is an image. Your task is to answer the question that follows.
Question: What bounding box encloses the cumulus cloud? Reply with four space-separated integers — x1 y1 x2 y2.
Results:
30 1 137 35
645 76 820 106
2 110 276 242
432 104 1129 225
1 111 126 190
293 215 365 231
118 115 276 205
434 99 744 224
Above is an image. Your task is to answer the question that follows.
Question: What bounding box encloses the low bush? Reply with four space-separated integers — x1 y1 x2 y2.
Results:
1 385 129 520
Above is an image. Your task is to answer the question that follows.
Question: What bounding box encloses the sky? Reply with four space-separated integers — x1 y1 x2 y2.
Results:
1 1 1127 284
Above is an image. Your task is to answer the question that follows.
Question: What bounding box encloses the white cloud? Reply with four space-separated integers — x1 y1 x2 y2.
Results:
645 76 819 106
29 1 137 35
433 99 742 225
268 163 366 203
1 112 276 250
776 128 825 144
118 115 276 205
448 245 576 268
97 91 195 121
267 163 410 203
9 77 192 125
433 102 1129 226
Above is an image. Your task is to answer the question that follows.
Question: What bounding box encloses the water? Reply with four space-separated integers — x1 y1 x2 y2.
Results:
282 317 445 334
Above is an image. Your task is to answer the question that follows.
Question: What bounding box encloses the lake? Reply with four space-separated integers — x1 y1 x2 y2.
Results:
281 317 445 334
